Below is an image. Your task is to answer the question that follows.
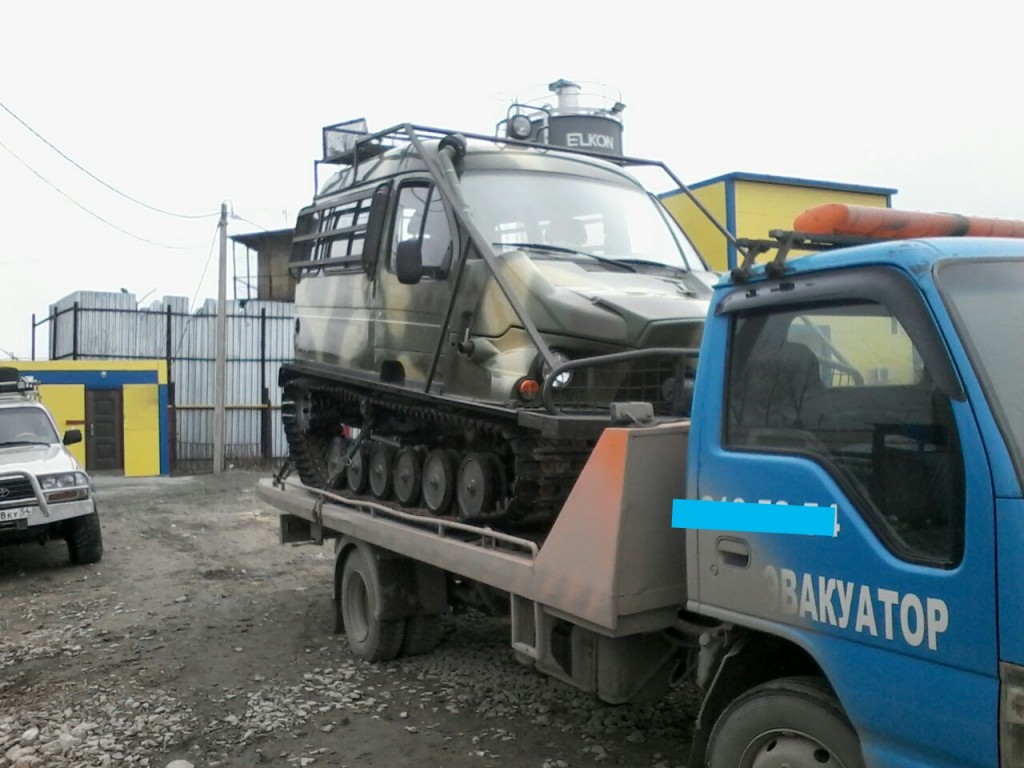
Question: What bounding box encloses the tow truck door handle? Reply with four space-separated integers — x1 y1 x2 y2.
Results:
716 537 750 568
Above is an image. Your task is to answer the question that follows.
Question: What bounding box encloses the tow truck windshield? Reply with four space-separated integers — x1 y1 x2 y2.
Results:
937 258 1024 484
461 170 706 271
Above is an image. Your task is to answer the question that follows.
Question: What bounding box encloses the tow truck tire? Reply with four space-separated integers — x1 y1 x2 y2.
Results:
706 676 864 768
401 614 444 657
340 547 405 662
66 511 103 565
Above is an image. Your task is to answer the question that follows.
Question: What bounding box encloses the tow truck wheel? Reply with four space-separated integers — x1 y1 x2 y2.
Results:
65 510 103 565
400 614 444 657
339 547 405 661
706 677 864 768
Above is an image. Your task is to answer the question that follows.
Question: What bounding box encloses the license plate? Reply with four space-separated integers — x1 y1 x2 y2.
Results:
0 506 34 522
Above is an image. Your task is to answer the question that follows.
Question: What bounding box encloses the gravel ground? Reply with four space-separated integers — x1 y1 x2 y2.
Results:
0 470 697 767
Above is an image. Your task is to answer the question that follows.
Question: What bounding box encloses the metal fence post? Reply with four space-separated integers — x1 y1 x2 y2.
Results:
168 380 178 474
259 308 268 460
72 301 80 360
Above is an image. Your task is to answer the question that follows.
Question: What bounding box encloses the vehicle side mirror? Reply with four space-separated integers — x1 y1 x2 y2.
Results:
396 239 423 285
63 428 82 446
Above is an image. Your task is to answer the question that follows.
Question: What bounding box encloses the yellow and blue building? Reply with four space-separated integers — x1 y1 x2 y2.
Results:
662 172 897 272
16 360 169 477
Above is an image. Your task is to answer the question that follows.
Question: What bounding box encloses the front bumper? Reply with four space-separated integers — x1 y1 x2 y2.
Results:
0 469 94 534
0 498 95 535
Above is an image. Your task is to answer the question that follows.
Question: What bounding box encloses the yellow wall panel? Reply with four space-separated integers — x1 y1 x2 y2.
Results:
735 181 889 262
664 174 895 271
662 186 729 271
37 384 86 465
122 384 160 477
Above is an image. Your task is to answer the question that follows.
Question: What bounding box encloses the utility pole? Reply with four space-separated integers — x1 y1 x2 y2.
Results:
213 202 228 473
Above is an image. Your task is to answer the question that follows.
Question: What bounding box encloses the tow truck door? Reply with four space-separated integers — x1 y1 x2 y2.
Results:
689 268 998 767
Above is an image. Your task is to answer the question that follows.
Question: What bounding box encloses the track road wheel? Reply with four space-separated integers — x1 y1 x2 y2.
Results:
400 614 444 657
326 436 349 489
393 447 424 507
456 452 497 521
66 511 103 565
346 443 370 494
369 444 396 499
339 548 405 661
421 449 457 515
706 677 865 768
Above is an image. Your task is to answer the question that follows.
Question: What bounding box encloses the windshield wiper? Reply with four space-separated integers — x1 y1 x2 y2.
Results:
0 440 50 447
492 242 637 272
611 258 692 273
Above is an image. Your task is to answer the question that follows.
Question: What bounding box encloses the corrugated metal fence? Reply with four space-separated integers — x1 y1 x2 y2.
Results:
34 291 294 473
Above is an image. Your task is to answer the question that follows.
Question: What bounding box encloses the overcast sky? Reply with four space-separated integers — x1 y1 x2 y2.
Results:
1 0 1020 359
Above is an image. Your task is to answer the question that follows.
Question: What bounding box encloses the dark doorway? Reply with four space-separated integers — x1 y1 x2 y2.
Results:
85 388 124 471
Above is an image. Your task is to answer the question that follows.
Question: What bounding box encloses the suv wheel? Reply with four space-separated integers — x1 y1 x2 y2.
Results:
66 510 103 565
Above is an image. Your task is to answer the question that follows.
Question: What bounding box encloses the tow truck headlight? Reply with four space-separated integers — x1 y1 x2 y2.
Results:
1001 662 1024 766
38 472 90 503
541 351 573 390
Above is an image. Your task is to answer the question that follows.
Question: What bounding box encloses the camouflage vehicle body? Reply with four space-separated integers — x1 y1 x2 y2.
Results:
281 124 723 526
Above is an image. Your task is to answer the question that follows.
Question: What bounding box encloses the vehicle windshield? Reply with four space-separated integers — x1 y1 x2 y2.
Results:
460 170 707 271
0 406 59 446
936 259 1024 485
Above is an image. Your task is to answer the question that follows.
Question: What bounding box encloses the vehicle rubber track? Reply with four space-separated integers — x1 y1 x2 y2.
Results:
281 377 592 528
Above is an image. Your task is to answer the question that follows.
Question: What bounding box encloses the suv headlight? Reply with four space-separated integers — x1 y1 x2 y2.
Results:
38 472 90 503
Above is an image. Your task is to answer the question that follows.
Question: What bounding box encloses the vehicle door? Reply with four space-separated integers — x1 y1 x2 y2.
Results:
690 267 997 767
373 179 456 392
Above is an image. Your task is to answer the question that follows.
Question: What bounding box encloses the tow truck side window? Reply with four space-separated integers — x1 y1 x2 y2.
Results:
725 301 966 566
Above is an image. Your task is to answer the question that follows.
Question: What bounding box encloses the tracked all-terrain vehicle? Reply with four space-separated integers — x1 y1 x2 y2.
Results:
280 106 732 528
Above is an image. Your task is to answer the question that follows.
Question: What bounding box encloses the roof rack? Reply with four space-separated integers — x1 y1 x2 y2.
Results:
731 230 879 283
0 367 39 401
311 121 747 266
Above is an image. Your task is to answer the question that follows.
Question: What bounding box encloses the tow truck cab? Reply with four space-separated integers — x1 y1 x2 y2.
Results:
689 228 1024 766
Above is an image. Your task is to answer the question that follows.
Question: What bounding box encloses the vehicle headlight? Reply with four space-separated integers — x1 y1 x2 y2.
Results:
541 351 573 390
38 472 90 502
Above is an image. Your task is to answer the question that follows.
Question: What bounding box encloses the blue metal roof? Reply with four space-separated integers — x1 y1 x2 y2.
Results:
663 171 898 198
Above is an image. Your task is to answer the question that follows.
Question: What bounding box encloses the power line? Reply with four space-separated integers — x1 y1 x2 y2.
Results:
174 225 221 358
0 137 205 250
0 99 219 220
231 212 273 232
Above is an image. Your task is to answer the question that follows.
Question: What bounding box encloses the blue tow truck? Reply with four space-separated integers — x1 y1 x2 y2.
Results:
258 204 1024 767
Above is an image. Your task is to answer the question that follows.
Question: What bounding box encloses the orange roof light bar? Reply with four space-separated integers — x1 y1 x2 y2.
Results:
794 204 1024 240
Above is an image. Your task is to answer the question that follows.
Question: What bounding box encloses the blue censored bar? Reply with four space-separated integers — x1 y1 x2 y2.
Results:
672 499 839 537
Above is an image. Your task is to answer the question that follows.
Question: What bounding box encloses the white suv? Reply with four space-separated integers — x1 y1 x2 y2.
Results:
0 368 102 565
